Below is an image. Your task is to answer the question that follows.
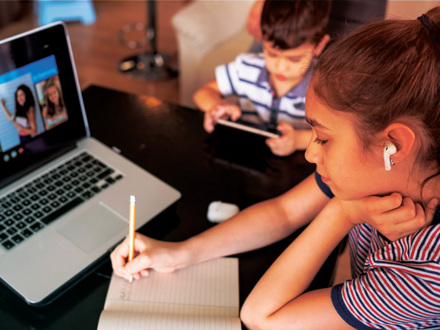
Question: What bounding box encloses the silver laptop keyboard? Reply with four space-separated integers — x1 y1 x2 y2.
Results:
0 152 123 250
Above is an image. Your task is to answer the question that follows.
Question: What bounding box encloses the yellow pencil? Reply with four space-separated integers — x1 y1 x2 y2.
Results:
128 195 136 283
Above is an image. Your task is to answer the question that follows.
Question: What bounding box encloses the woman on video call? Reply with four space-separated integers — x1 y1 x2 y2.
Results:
1 84 38 143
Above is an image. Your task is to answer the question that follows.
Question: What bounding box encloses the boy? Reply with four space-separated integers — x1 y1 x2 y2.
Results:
193 0 331 156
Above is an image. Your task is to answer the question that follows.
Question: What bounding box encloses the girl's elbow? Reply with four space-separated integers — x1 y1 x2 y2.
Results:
240 309 258 329
240 302 267 329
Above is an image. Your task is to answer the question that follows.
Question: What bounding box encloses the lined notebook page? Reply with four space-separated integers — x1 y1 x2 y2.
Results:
97 257 240 330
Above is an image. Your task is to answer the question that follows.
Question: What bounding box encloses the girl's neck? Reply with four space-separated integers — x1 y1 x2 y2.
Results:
399 165 440 207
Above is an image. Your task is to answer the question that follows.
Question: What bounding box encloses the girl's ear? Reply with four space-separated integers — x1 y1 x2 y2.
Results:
384 123 416 165
313 34 330 56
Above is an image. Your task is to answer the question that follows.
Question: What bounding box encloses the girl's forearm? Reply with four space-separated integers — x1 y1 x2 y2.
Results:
181 175 330 267
181 198 296 265
1 103 13 121
242 198 353 324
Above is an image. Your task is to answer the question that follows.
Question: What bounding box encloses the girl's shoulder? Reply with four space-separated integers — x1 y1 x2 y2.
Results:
363 223 440 266
408 223 440 254
379 224 440 264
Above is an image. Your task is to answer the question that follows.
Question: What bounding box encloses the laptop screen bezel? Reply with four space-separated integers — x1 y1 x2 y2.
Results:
0 22 88 189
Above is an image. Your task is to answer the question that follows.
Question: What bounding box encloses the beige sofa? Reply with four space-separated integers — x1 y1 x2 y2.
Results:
172 0 255 107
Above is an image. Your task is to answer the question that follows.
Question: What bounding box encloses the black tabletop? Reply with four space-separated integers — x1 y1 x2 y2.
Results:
0 85 338 329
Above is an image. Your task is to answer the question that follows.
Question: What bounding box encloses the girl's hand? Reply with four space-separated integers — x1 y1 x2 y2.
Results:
203 103 241 133
110 233 187 281
341 193 438 241
266 122 296 156
13 121 21 129
1 98 5 106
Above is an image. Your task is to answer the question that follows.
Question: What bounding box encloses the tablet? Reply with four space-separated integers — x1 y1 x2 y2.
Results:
216 118 281 139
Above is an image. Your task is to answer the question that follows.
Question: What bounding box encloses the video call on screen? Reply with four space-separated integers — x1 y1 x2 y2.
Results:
0 55 68 163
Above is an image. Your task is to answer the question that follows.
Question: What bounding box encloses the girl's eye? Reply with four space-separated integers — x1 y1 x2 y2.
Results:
314 137 328 145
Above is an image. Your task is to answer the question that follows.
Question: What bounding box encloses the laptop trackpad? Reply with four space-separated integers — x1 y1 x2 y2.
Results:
58 203 127 253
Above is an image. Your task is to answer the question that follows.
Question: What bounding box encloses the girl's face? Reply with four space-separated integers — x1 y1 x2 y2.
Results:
304 87 388 201
47 86 59 105
16 89 26 106
263 41 316 83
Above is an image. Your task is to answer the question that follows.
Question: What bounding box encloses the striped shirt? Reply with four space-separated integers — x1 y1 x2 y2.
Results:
215 53 312 130
331 216 440 329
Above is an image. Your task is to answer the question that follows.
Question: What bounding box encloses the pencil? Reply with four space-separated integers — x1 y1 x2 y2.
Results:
128 195 136 283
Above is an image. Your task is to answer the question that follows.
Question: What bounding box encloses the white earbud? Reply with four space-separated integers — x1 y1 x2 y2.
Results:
384 141 397 171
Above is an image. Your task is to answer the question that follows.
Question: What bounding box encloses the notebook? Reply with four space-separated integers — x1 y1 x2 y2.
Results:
97 258 240 330
0 22 181 306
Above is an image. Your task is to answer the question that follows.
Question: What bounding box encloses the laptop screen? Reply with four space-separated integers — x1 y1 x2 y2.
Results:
0 23 88 188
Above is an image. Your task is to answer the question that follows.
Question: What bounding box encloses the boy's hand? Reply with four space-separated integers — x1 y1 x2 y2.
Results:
266 122 297 156
203 103 241 133
341 193 438 241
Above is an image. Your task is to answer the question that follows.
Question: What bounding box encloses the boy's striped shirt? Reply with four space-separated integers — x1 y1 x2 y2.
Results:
215 53 312 130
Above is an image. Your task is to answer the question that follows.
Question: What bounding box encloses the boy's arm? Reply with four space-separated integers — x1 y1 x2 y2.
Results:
294 130 313 150
193 79 242 133
266 123 312 156
193 80 226 112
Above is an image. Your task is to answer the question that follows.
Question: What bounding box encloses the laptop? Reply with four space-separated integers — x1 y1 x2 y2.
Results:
0 22 181 306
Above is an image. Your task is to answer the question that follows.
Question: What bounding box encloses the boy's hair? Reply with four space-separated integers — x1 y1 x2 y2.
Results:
261 0 332 49
312 6 440 178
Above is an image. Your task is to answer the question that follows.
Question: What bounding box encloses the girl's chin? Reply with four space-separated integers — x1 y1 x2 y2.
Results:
332 190 372 202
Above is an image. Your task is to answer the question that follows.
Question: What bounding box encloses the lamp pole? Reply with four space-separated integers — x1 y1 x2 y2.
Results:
118 0 178 81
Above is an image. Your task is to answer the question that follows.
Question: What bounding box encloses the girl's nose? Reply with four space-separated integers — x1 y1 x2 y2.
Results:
304 139 322 165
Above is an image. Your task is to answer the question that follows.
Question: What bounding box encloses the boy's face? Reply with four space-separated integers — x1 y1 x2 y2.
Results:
263 41 317 83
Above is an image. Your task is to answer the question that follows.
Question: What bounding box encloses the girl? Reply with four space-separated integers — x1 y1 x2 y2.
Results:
241 7 440 329
1 84 37 142
42 78 67 129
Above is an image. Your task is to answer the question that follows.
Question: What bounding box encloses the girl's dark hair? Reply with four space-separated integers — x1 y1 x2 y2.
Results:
14 84 35 119
261 0 332 49
44 79 64 117
312 6 440 184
